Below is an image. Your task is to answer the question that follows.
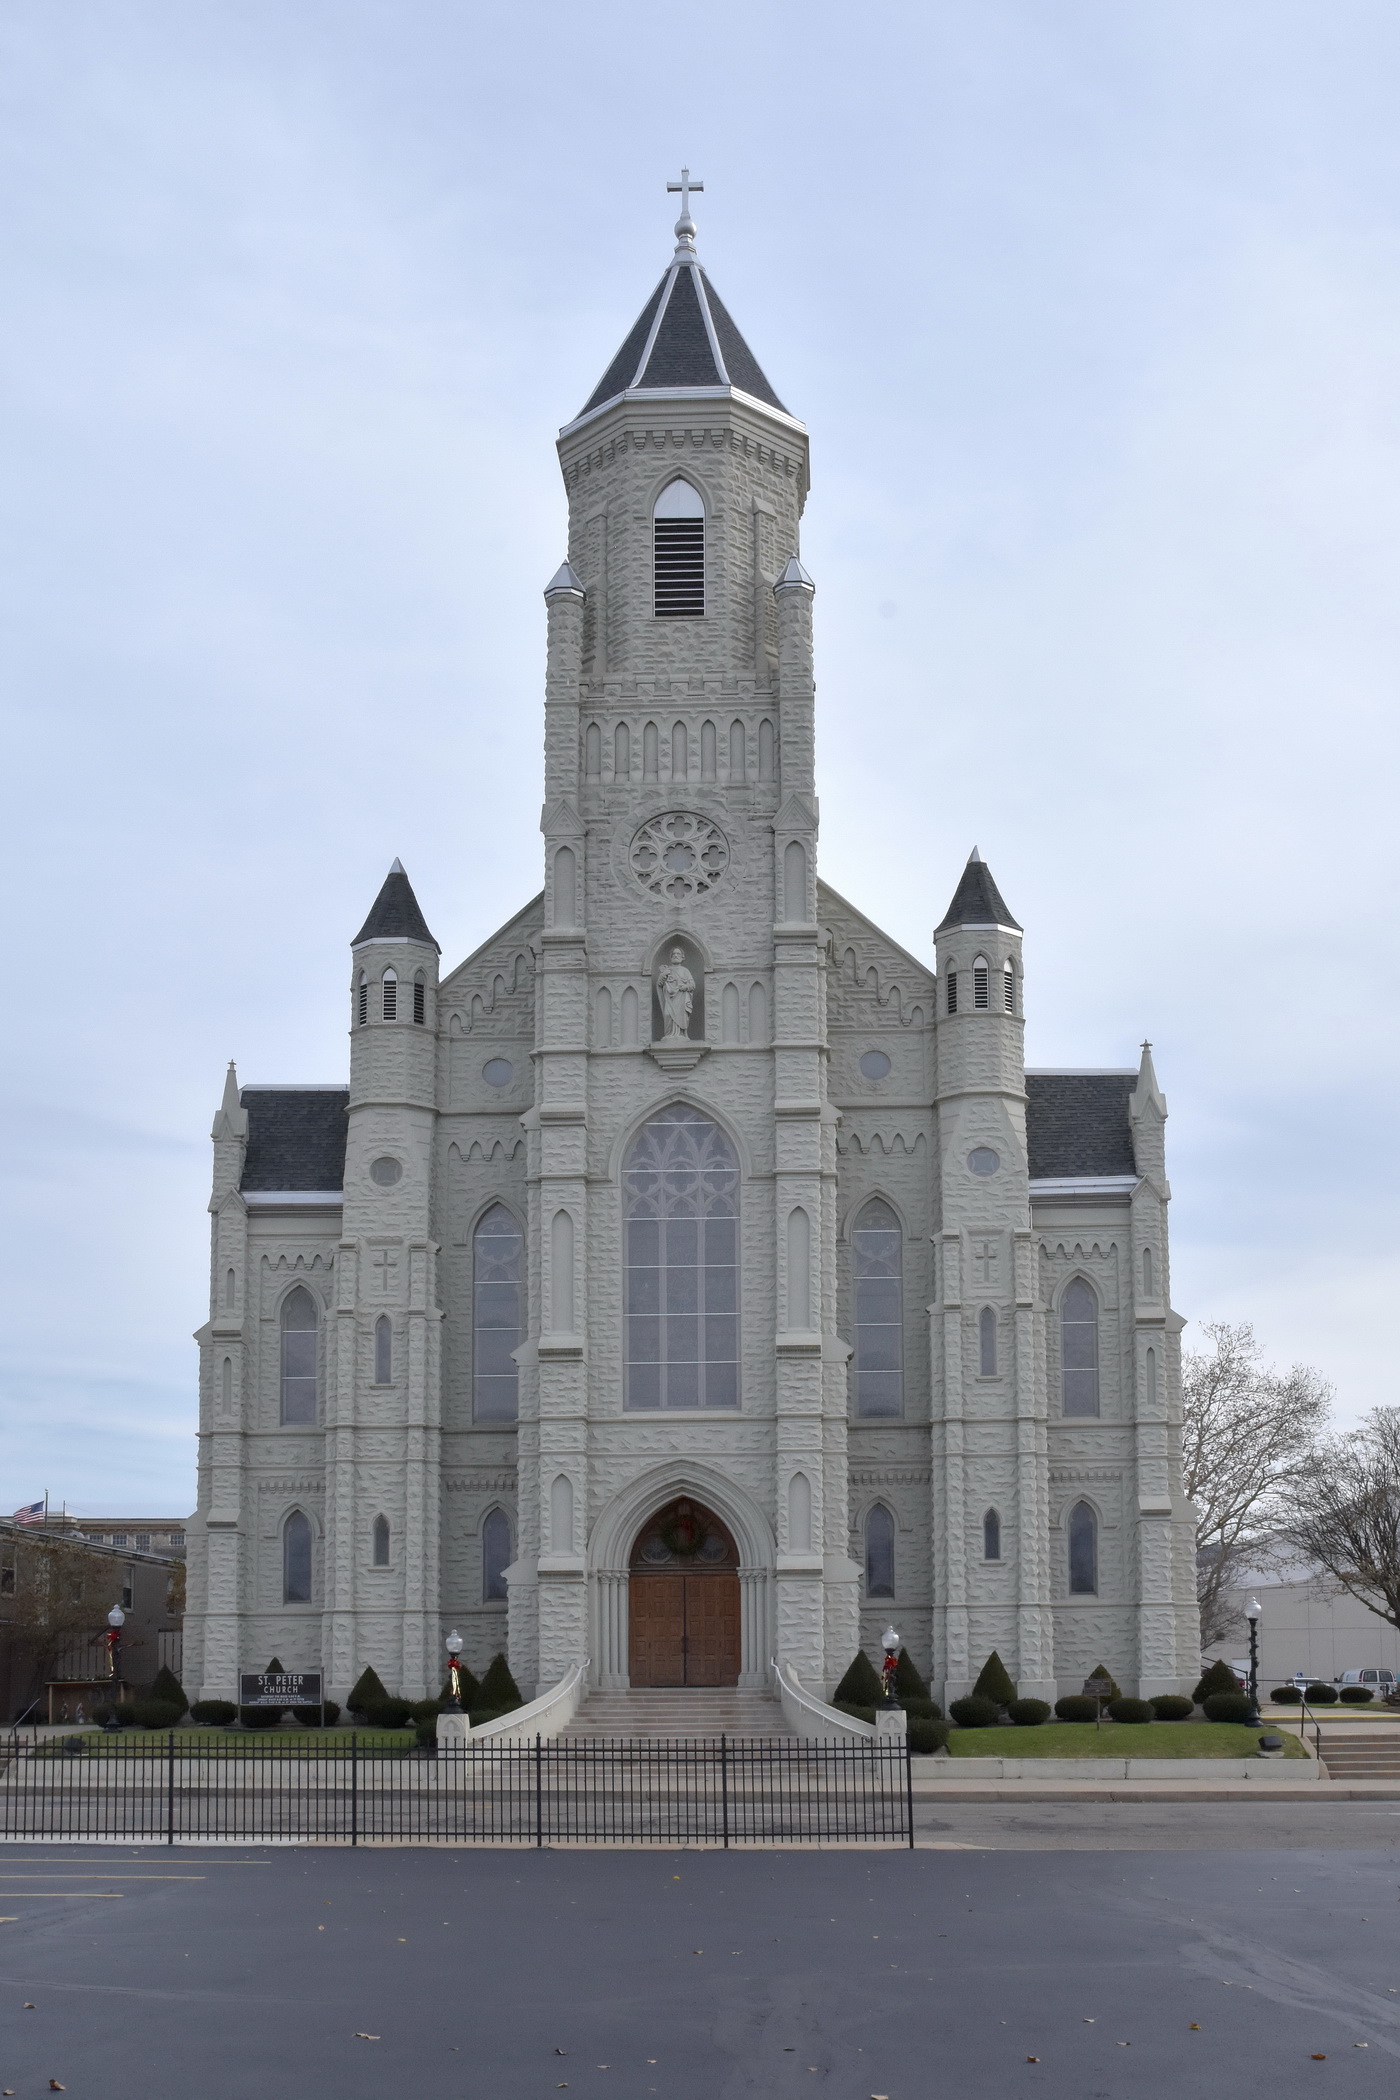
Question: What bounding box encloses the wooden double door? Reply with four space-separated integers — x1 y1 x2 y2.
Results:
628 1499 741 1688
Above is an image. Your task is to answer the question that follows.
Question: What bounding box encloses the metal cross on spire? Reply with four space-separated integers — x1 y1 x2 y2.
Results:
667 166 704 251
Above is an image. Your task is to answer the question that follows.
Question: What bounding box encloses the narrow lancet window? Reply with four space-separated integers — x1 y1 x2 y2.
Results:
280 1287 317 1425
979 1305 998 1376
473 1205 523 1421
983 1508 1001 1561
413 972 426 1025
282 1511 312 1603
865 1504 895 1598
1060 1280 1100 1416
653 478 705 617
382 969 397 1021
973 956 990 1009
946 971 958 1015
483 1508 511 1601
853 1199 902 1417
1068 1501 1098 1594
1003 960 1016 1012
372 1515 390 1567
374 1314 392 1385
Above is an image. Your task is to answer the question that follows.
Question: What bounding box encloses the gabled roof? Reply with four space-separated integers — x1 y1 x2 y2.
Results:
935 848 1021 935
1025 1074 1137 1179
240 1089 348 1192
579 259 788 419
351 859 439 950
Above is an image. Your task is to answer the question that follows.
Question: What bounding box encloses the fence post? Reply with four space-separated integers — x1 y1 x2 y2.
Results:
351 1732 359 1848
905 1739 914 1849
721 1733 729 1850
535 1734 543 1849
167 1730 175 1846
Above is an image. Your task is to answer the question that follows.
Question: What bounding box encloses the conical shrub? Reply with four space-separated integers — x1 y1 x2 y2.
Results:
1192 1658 1239 1705
476 1653 523 1711
893 1650 928 1700
972 1651 1016 1709
832 1652 883 1706
1085 1662 1122 1702
148 1665 188 1716
347 1666 390 1716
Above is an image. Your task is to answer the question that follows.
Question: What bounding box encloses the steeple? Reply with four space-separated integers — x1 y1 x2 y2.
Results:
573 169 790 425
351 859 439 951
934 848 1021 936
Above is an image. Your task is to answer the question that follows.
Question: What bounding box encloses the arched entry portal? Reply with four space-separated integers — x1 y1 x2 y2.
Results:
628 1499 740 1687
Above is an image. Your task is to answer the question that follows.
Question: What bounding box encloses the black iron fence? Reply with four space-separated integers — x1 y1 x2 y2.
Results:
0 1734 913 1847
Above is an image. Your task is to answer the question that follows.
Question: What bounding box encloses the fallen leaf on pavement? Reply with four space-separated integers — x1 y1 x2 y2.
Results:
353 2034 380 2041
1026 2057 1039 2064
49 2084 65 2092
1190 2024 1201 2030
1312 2055 1326 2061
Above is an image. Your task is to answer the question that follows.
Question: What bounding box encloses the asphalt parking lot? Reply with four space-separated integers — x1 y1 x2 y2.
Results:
0 1832 1397 2098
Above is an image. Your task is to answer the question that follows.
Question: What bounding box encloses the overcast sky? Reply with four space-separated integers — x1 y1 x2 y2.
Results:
3 1 1397 1514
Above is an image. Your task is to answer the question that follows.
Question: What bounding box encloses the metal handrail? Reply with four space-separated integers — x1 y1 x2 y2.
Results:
1296 1694 1322 1762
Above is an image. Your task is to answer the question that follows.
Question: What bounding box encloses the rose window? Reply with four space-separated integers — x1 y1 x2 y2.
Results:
629 811 730 901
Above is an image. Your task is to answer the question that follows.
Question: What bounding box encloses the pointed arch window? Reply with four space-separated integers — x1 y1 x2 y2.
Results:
653 478 705 617
1060 1279 1100 1416
357 973 368 1026
1003 959 1016 1013
372 1514 390 1567
1068 1501 1098 1594
381 969 397 1022
946 970 958 1015
983 1508 1001 1561
865 1503 895 1598
413 972 426 1025
979 1305 998 1377
624 1105 740 1410
373 1314 392 1386
972 955 990 1009
473 1205 523 1422
852 1198 902 1418
483 1507 512 1601
280 1287 318 1425
282 1510 312 1603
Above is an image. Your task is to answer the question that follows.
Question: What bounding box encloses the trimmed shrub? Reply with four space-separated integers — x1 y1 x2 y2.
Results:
364 1698 413 1730
1339 1684 1375 1704
949 1695 1001 1729
1054 1695 1098 1723
130 1698 182 1730
92 1703 135 1728
294 1700 341 1727
477 1654 524 1712
907 1717 950 1755
894 1649 929 1700
833 1652 884 1707
900 1698 943 1722
1107 1697 1153 1725
1202 1692 1254 1724
972 1651 1016 1710
1007 1698 1051 1727
1150 1695 1194 1721
833 1701 877 1725
347 1666 391 1717
148 1665 189 1717
1304 1682 1338 1704
1085 1663 1122 1703
1269 1686 1302 1705
190 1699 237 1727
1192 1659 1241 1704
241 1708 284 1729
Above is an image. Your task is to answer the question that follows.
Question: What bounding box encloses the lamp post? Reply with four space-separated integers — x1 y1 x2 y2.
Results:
1245 1595 1262 1721
445 1629 465 1711
106 1604 125 1726
880 1625 901 1709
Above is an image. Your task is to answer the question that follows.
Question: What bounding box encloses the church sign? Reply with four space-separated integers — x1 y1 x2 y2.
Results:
239 1671 323 1708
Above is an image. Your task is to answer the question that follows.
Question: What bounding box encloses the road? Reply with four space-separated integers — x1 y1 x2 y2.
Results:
0 1829 1397 2097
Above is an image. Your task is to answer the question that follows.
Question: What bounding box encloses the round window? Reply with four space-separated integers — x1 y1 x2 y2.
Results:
968 1147 1000 1178
482 1059 514 1088
859 1049 892 1082
369 1156 402 1187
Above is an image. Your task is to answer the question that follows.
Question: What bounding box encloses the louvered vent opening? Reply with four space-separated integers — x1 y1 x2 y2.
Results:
1003 964 1015 1013
413 976 426 1025
654 518 705 617
973 964 990 1009
357 977 368 1026
382 972 397 1022
946 972 958 1015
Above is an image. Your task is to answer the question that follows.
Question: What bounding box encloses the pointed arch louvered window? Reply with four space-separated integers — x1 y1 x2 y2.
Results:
653 479 705 617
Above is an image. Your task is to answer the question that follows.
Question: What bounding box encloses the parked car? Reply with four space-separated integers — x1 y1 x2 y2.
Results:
1336 1669 1395 1691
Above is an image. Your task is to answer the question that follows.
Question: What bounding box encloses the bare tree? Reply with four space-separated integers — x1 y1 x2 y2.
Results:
1290 1408 1400 1634
1181 1321 1331 1647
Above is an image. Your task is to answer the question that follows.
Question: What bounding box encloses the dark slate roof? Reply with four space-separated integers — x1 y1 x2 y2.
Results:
240 1090 348 1192
351 860 439 950
580 261 787 417
935 851 1021 934
1025 1074 1137 1180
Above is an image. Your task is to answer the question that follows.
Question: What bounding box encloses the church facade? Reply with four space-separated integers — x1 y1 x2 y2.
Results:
184 195 1200 1709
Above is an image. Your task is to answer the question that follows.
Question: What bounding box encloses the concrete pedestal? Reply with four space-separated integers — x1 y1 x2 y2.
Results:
435 1713 471 1746
875 1706 908 1741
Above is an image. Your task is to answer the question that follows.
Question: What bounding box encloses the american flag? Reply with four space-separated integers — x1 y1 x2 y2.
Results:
11 1500 45 1527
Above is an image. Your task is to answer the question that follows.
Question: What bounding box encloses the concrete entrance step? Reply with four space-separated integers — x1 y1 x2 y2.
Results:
562 1690 792 1739
1319 1733 1400 1778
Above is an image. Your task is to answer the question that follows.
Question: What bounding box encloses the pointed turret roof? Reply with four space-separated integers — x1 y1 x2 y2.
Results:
576 178 789 422
935 848 1021 935
352 859 439 950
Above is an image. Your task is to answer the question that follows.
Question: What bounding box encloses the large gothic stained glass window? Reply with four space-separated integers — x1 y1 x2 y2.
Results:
624 1105 740 1409
852 1199 903 1417
474 1205 523 1421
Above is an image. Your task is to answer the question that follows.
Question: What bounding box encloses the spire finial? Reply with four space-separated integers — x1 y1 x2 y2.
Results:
666 166 704 254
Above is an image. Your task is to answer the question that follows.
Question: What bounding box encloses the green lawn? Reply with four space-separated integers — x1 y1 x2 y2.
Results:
34 1728 417 1758
942 1721 1309 1759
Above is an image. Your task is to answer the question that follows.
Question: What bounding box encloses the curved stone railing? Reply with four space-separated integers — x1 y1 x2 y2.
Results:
469 1657 589 1744
772 1658 874 1741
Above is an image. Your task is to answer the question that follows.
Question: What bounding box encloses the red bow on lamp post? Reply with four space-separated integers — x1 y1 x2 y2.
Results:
445 1629 465 1711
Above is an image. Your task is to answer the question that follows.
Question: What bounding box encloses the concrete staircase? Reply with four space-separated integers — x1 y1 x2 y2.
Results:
1317 1730 1400 1779
562 1689 792 1739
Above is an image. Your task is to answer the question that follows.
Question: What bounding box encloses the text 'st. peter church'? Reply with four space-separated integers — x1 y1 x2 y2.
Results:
184 182 1200 1709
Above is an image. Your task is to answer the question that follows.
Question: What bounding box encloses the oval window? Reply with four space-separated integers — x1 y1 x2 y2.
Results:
369 1157 402 1187
968 1147 1000 1178
859 1050 892 1082
482 1059 514 1088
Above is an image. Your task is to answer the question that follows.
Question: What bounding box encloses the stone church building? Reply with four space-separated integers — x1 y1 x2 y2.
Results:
184 190 1200 1711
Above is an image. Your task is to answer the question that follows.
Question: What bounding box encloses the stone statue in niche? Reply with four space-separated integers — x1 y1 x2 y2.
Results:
657 947 696 1039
